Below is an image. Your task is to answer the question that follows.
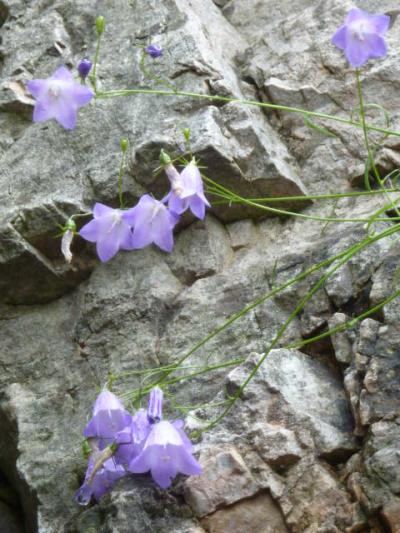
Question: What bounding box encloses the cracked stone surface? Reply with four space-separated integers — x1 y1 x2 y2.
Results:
1 0 400 532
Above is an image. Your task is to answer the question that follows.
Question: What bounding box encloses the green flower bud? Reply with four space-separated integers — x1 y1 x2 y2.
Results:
159 149 172 166
120 138 129 153
96 16 105 36
183 128 191 142
65 218 77 232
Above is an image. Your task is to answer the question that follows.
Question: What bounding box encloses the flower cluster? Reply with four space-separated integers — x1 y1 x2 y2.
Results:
76 387 201 505
78 155 209 261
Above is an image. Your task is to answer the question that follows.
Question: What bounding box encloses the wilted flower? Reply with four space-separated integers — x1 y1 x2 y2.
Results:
147 387 163 423
332 8 390 67
75 456 125 505
27 66 94 129
123 195 179 253
145 44 163 58
164 159 210 220
128 420 202 489
79 203 134 262
77 58 93 80
60 218 76 263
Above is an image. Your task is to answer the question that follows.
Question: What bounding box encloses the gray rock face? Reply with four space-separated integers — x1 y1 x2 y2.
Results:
1 0 400 532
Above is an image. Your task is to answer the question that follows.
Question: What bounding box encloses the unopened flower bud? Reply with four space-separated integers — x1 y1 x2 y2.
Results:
120 138 129 153
145 44 163 58
183 128 191 142
96 16 105 36
147 387 163 423
78 58 92 80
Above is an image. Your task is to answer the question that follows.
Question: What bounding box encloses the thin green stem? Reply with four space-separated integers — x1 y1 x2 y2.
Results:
96 87 400 139
89 32 102 93
153 223 399 392
200 222 400 432
208 188 400 203
285 288 400 351
118 150 127 208
356 68 380 191
206 186 400 224
139 50 177 92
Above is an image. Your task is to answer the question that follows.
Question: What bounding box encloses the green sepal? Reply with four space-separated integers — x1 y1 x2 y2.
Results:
159 149 172 166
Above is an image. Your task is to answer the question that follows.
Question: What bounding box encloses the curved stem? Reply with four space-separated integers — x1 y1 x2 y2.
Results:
96 87 400 139
200 222 400 432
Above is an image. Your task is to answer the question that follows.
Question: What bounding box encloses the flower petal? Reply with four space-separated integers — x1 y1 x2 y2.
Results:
27 79 47 98
53 98 78 129
370 14 390 34
69 84 94 107
79 219 103 243
131 223 154 249
96 234 120 262
189 195 206 220
332 25 347 50
51 65 74 82
93 203 115 218
32 101 53 123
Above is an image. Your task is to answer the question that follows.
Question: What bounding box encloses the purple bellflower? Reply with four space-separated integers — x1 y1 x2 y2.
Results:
128 420 202 489
75 456 125 505
83 390 135 468
79 203 135 262
164 159 210 220
83 390 132 440
27 66 94 129
77 58 93 80
145 44 163 58
332 8 390 68
123 195 179 253
128 386 201 488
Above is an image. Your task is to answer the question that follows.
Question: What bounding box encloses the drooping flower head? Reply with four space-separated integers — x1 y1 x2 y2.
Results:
145 44 163 58
163 157 210 220
332 8 390 68
75 455 125 505
128 420 202 489
123 195 179 253
27 66 94 129
77 58 93 80
83 390 138 469
83 390 132 440
79 203 134 262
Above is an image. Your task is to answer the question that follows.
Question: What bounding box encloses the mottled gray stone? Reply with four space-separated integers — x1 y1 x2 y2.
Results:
329 312 355 365
1 0 400 532
184 445 259 517
166 215 233 284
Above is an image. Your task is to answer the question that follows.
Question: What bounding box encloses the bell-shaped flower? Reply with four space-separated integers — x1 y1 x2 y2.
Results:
75 455 125 505
164 159 210 220
332 8 390 68
79 203 134 262
128 420 202 489
27 66 94 129
123 195 179 253
83 391 132 440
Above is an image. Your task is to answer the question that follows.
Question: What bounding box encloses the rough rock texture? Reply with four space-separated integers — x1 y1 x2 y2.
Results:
1 0 400 532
